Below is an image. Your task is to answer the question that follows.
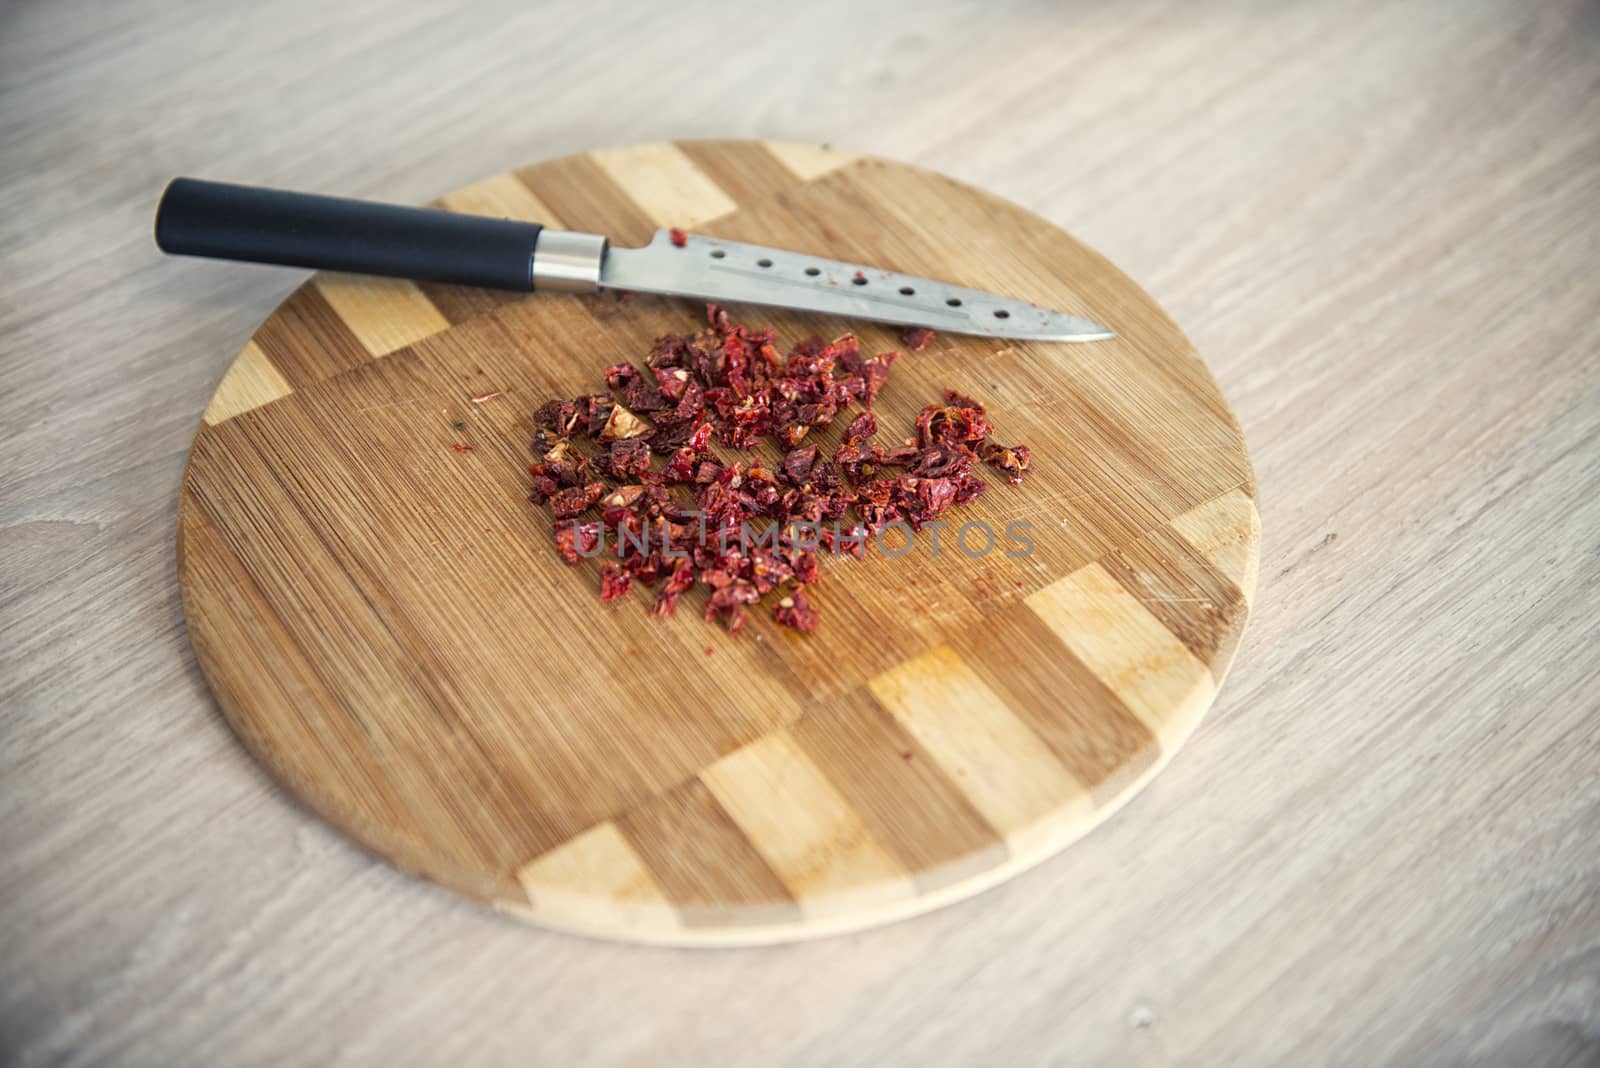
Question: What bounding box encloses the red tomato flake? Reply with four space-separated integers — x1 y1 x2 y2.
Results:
981 441 1032 486
552 520 601 564
599 561 632 602
449 443 475 452
523 310 1034 634
773 588 819 633
669 227 688 247
900 326 935 351
641 560 685 616
548 481 604 519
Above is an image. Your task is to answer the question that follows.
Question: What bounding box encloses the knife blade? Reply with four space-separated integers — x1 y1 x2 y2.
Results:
603 231 1111 342
155 178 1113 342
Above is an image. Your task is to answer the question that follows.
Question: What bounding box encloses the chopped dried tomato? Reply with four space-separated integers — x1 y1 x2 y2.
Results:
548 481 604 519
600 484 647 509
669 227 688 247
704 575 759 633
773 588 819 632
534 398 581 436
649 557 691 609
552 520 601 564
603 362 638 390
599 404 652 442
599 561 632 601
791 549 820 584
653 365 690 401
981 441 1032 486
597 439 651 480
900 326 935 351
606 363 666 412
525 314 1032 634
781 424 812 449
780 444 819 486
660 446 699 484
843 410 876 444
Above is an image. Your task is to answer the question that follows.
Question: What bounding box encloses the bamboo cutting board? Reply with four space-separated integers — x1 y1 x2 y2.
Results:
177 140 1259 945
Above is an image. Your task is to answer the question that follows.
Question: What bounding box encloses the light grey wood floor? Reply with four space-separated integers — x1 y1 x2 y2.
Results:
3 1 1597 1065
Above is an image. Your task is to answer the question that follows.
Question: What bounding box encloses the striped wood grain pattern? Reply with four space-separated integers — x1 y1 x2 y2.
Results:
200 340 292 425
311 274 449 356
177 140 1258 944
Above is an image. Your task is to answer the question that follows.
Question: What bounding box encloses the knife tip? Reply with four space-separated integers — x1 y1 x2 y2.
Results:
1019 317 1115 343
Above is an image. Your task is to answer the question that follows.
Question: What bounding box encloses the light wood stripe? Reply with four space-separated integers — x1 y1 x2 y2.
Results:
1027 563 1216 737
439 173 563 226
701 731 912 914
589 142 738 229
764 140 857 181
201 340 292 425
313 274 451 356
1170 488 1262 605
869 645 1089 851
517 822 678 935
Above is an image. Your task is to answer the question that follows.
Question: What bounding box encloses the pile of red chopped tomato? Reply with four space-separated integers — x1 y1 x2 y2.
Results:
527 306 1032 634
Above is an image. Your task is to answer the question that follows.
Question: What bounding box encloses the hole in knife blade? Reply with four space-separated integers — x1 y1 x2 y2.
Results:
899 286 915 295
710 249 726 259
757 258 773 268
946 298 962 307
804 266 820 276
993 309 1010 319
852 276 868 286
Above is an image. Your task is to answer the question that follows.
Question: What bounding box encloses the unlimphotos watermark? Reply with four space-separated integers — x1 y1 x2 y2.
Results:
570 513 1034 560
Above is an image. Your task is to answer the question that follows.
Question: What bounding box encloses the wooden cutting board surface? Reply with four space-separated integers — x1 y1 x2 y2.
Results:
178 140 1259 945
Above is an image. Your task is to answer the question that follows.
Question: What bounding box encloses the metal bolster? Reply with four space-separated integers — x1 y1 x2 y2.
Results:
531 229 608 292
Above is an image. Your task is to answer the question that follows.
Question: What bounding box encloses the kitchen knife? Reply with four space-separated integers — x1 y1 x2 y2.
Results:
154 178 1113 342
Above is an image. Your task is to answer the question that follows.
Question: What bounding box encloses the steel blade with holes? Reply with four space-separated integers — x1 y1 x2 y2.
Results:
602 231 1113 342
152 180 1114 341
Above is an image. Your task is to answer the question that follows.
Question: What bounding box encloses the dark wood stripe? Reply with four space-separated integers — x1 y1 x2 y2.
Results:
251 281 372 389
618 777 799 927
950 603 1158 804
676 140 803 210
415 281 521 328
515 154 657 248
1100 526 1247 680
790 689 1006 893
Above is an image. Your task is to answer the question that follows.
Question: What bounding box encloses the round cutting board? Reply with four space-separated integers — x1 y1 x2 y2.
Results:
178 140 1259 945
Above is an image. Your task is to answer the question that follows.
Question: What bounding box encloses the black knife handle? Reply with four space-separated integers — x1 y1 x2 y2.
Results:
154 178 543 291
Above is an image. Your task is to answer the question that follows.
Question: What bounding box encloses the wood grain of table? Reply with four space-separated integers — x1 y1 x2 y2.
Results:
2 1 1596 1065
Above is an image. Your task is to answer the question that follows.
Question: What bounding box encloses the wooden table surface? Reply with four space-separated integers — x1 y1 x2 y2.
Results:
3 1 1596 1064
